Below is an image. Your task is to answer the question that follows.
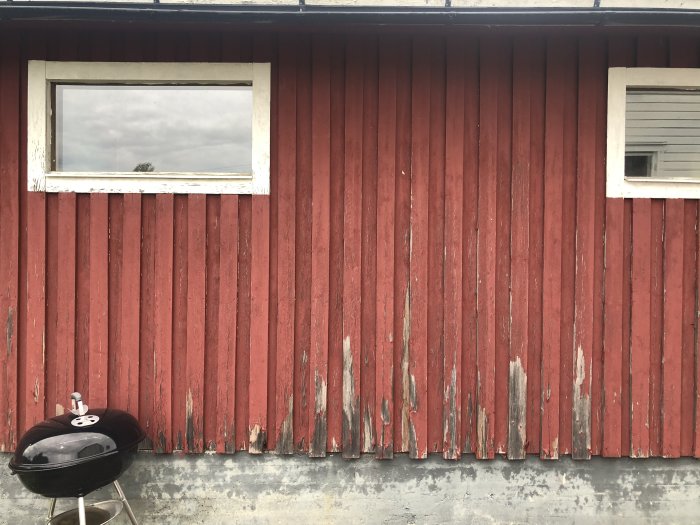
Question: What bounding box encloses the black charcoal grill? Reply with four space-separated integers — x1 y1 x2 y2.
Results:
8 393 145 525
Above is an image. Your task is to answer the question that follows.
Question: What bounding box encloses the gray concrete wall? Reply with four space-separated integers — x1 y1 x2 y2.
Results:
2 453 699 524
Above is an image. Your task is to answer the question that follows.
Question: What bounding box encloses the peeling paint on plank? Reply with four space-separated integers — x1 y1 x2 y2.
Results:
377 397 393 459
363 404 374 453
342 336 360 457
186 389 195 452
249 423 266 454
401 286 411 452
477 406 490 459
507 357 527 460
443 365 459 460
277 394 294 455
310 373 327 457
6 307 14 356
573 344 592 459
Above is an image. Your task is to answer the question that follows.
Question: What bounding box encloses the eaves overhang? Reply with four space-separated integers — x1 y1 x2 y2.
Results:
5 3 700 28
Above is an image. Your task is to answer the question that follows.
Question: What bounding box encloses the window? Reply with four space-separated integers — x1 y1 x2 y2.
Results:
27 61 270 194
607 67 700 199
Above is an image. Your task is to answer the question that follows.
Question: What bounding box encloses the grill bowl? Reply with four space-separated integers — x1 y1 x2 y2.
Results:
8 408 145 498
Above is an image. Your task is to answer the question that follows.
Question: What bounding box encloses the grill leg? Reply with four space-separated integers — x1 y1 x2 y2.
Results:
77 496 86 525
114 480 139 525
46 498 56 523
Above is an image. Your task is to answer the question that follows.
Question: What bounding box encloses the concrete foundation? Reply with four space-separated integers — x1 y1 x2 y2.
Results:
2 453 699 524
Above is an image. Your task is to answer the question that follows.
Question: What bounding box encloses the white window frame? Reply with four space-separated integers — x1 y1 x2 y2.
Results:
27 60 271 194
607 67 700 199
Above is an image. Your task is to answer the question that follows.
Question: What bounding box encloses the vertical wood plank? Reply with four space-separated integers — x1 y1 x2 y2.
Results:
154 195 174 453
309 36 331 458
408 37 430 459
0 33 20 449
186 195 205 453
274 35 296 455
88 194 108 408
203 195 220 452
361 37 378 454
74 194 90 402
343 38 364 459
55 193 76 416
443 36 464 461
494 39 513 456
393 37 412 454
425 38 446 455
525 37 546 456
215 196 238 453
461 37 480 454
508 37 531 460
662 200 683 458
249 195 270 453
572 38 598 460
235 196 251 451
171 195 188 451
121 194 141 415
476 38 499 460
375 36 397 460
631 198 652 458
541 38 566 459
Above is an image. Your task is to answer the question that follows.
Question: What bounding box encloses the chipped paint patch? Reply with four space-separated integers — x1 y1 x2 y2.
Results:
573 344 591 459
477 406 490 459
249 423 266 454
401 286 410 452
55 403 65 416
310 373 327 457
277 394 294 454
363 404 374 453
6 306 14 356
377 397 393 459
33 377 40 404
185 388 195 451
342 336 359 456
443 365 459 460
507 357 527 460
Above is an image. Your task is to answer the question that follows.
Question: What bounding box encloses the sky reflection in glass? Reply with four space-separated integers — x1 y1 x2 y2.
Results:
55 84 252 173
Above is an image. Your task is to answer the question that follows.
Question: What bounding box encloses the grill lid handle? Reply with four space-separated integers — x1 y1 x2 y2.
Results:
70 392 89 416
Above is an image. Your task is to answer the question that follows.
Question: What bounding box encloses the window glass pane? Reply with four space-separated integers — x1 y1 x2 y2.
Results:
55 84 252 173
626 88 700 179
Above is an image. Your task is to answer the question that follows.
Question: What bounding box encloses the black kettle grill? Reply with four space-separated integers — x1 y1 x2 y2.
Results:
9 392 145 525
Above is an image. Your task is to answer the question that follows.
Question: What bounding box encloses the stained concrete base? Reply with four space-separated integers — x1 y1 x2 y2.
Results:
1 453 698 524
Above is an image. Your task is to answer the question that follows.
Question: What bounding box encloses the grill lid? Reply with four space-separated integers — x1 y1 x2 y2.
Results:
9 398 144 473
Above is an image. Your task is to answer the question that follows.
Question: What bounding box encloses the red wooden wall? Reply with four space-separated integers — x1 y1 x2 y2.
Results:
1 25 699 459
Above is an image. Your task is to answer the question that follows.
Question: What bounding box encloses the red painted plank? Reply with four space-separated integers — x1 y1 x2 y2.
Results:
361 38 378 454
292 36 312 453
120 194 141 416
327 36 346 454
154 195 174 453
249 196 270 453
273 35 296 455
541 38 566 459
0 34 20 449
376 36 398 460
603 197 624 458
508 37 532 460
442 37 464 461
407 37 430 460
393 37 412 454
631 198 652 458
74 195 90 402
572 38 598 460
526 38 546 456
204 196 220 452
460 37 480 455
55 194 76 417
558 39 578 457
426 38 446 455
88 194 109 408
235 195 251 452
24 191 46 430
186 195 206 453
662 200 683 458
476 38 500 460
309 36 331 457
171 195 188 451
494 40 513 457
343 39 364 459
216 196 238 454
